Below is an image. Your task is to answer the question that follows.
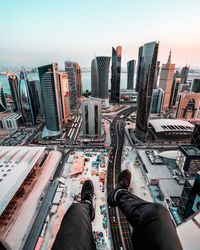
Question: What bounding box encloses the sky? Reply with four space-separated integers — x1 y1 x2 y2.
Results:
1 0 200 69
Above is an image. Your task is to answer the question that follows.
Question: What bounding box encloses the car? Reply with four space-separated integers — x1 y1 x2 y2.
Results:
113 216 116 223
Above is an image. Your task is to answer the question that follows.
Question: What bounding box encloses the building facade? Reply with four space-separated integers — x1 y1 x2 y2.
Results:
169 77 181 108
65 61 82 108
7 73 20 112
135 41 159 141
153 61 160 88
180 65 189 85
159 52 175 110
0 82 7 112
18 68 35 125
127 60 136 90
176 92 200 119
60 72 70 124
91 58 98 97
191 78 200 93
38 63 63 138
151 88 164 113
135 46 143 92
191 123 200 150
81 99 101 137
111 46 122 102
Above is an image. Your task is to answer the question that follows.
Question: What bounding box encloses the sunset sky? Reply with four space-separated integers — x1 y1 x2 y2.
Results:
1 0 200 68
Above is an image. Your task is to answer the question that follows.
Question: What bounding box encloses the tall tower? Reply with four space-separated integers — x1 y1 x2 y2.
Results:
91 58 98 97
180 65 189 85
159 51 175 110
38 63 63 138
127 60 136 90
65 61 82 108
7 73 20 112
60 72 70 124
191 78 200 93
81 98 101 137
135 41 159 141
19 68 35 125
0 82 7 112
151 88 164 113
111 46 122 102
169 77 181 108
153 61 160 88
135 46 143 92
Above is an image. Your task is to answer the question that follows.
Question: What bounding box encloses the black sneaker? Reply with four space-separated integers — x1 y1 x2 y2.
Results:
107 169 131 207
81 180 95 221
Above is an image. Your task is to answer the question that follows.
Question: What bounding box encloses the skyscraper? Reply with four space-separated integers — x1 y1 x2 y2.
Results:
176 92 200 119
91 56 111 108
91 58 98 97
59 72 70 124
151 88 164 113
18 68 35 125
65 61 82 108
81 99 101 137
169 77 181 108
38 63 63 138
191 78 200 93
135 46 143 92
7 73 20 112
159 51 175 110
135 41 159 141
153 61 160 88
191 123 200 150
111 46 122 102
29 80 43 116
180 65 189 85
0 82 7 112
127 60 136 90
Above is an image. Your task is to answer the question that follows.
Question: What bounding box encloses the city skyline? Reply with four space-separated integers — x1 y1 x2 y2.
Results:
1 0 200 68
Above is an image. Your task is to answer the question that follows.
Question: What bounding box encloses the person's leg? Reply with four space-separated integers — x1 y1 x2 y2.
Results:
108 170 182 250
52 180 96 250
52 203 96 250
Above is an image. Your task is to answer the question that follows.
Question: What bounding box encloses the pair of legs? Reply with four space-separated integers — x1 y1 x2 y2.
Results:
52 170 182 250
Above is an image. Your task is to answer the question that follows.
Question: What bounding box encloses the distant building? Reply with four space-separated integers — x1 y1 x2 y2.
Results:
135 41 159 141
0 82 7 112
38 63 63 138
148 119 194 142
7 73 20 112
178 172 200 220
111 46 122 102
65 61 82 108
179 84 189 93
159 52 175 110
191 78 200 93
191 123 200 150
59 72 70 124
29 80 43 116
135 46 143 92
18 68 35 126
176 145 200 176
91 58 98 97
169 77 181 108
81 99 101 137
176 92 200 119
127 60 135 90
151 88 164 113
154 61 160 88
91 56 111 108
180 65 189 85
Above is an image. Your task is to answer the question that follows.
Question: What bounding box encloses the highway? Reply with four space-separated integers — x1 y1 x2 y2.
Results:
107 105 137 250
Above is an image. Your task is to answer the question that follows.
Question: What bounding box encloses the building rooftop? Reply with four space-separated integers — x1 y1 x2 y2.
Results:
149 119 194 133
159 150 178 160
0 146 45 215
179 145 200 156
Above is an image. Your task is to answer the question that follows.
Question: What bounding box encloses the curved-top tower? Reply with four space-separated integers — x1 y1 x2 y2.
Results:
91 58 98 97
96 56 110 99
7 73 20 112
19 68 35 125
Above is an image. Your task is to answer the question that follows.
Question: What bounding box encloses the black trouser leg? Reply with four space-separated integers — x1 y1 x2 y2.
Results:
52 203 96 250
117 191 182 250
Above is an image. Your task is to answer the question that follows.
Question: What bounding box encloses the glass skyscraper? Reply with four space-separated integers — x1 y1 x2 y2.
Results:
127 60 136 90
38 63 63 138
135 41 159 141
0 82 7 112
91 58 98 97
7 73 20 112
18 68 35 125
111 46 122 102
